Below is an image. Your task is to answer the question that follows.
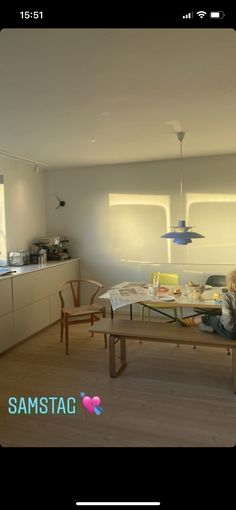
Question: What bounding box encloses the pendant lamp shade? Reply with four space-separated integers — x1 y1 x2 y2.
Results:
161 132 204 245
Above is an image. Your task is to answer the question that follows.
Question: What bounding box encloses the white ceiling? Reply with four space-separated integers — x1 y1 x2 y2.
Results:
0 28 236 168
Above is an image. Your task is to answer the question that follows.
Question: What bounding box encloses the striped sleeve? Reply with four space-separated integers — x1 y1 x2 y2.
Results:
220 293 235 332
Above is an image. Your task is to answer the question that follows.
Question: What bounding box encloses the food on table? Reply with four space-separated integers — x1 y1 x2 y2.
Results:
173 287 181 295
157 286 169 293
188 280 200 287
188 281 205 294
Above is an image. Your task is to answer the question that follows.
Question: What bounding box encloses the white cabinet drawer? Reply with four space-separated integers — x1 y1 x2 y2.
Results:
14 298 50 343
0 313 14 353
12 260 80 309
0 278 13 316
13 271 51 309
49 293 61 323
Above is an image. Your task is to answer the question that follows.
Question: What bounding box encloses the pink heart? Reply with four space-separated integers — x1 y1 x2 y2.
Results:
92 396 101 407
82 395 102 414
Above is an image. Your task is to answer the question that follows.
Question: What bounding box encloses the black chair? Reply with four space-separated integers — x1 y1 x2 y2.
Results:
205 275 226 287
193 274 226 316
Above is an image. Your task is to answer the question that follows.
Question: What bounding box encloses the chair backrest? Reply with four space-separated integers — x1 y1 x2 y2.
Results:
59 279 103 308
205 274 226 287
151 272 179 286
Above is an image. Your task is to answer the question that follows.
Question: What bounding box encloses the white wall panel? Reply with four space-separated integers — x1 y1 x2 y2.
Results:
0 314 14 353
0 278 13 316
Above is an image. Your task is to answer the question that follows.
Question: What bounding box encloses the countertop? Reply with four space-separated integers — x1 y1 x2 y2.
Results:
0 258 79 281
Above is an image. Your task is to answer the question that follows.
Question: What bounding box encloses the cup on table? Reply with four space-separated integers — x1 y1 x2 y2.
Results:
180 284 189 298
148 284 155 297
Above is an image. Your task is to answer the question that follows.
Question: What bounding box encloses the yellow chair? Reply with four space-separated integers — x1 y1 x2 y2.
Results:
151 272 179 286
141 272 179 322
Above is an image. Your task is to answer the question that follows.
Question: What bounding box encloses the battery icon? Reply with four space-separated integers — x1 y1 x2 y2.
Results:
210 11 225 19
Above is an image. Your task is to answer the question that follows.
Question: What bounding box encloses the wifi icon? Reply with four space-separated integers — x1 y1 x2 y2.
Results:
197 10 207 18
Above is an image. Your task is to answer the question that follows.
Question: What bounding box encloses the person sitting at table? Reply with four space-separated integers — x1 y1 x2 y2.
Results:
177 270 236 339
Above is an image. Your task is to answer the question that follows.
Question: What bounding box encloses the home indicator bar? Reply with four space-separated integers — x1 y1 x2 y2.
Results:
76 504 161 507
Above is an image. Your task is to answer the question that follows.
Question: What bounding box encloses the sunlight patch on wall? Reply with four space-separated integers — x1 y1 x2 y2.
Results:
109 194 170 209
187 193 236 207
186 193 236 264
120 258 161 266
182 269 204 274
109 194 171 263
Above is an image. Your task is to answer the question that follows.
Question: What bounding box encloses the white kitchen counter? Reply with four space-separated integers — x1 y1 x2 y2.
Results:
0 258 80 353
0 258 79 280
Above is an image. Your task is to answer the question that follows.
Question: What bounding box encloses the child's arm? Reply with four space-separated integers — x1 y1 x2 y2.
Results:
220 293 235 332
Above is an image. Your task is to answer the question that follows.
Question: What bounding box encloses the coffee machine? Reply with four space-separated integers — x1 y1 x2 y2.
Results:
33 236 71 261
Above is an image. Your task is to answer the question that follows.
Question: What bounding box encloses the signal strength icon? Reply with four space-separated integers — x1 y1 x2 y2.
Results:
183 12 193 19
196 10 207 18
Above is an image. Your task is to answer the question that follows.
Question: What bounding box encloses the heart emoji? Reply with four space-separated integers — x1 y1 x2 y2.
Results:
82 395 102 414
92 396 101 407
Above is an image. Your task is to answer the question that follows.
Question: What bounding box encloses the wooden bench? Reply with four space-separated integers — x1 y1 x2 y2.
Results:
89 318 236 392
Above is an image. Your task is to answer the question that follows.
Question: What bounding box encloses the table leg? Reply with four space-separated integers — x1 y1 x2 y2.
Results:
130 304 133 320
141 303 176 322
109 334 127 377
109 334 116 376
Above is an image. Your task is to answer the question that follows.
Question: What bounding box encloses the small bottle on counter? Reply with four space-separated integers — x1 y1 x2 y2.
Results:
38 248 47 264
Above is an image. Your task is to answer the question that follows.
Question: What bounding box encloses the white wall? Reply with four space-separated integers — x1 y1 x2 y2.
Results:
45 153 236 292
0 155 47 262
0 177 6 261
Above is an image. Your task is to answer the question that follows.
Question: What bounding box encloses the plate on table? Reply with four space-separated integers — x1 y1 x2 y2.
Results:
157 296 176 301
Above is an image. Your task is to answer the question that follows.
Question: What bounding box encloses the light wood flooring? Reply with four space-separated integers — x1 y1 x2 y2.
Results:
0 316 236 447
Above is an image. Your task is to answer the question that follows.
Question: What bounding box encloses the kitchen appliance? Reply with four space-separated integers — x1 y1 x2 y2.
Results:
9 250 30 266
37 236 61 246
34 236 71 261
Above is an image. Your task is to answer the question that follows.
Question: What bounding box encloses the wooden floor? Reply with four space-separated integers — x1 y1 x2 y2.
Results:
0 316 236 447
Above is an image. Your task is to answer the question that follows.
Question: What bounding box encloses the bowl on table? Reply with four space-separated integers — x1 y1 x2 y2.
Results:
188 284 205 300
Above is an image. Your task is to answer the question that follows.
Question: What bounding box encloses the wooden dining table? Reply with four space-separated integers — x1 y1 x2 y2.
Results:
139 288 223 322
100 283 223 321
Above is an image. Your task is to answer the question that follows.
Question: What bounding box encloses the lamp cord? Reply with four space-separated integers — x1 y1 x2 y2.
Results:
179 138 183 220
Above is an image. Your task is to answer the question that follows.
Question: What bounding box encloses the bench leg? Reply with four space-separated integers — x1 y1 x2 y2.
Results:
232 349 236 393
109 334 127 377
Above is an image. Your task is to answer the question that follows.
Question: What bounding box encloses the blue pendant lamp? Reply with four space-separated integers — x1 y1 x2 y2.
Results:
161 132 204 245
